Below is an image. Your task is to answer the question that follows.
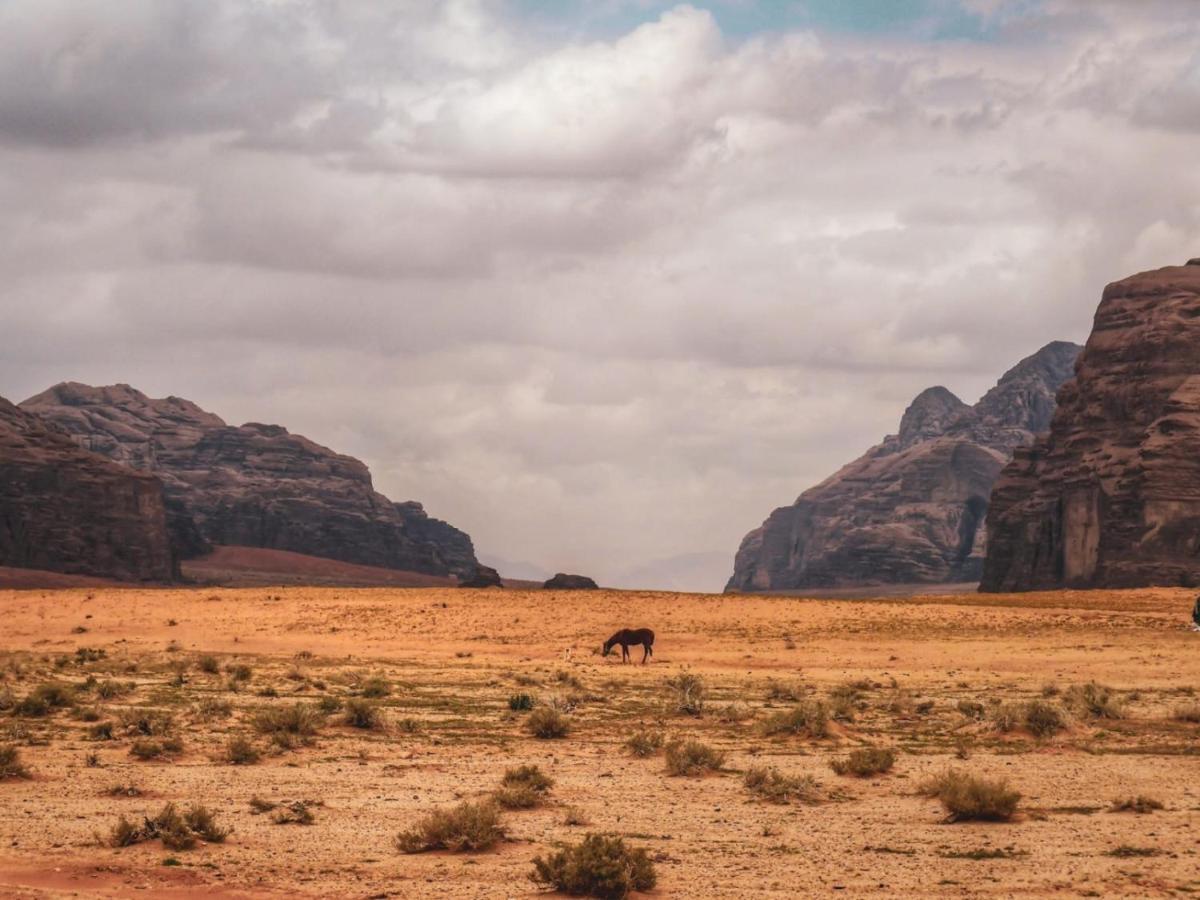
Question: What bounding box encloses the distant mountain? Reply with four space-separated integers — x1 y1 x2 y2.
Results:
727 341 1082 592
983 261 1200 591
0 395 174 582
22 383 479 579
611 551 732 593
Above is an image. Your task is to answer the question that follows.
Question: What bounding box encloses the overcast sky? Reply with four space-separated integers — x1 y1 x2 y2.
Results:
2 1 1198 590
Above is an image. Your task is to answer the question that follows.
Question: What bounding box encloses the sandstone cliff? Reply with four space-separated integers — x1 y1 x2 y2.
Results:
21 383 478 579
727 341 1081 592
0 396 174 581
982 261 1200 591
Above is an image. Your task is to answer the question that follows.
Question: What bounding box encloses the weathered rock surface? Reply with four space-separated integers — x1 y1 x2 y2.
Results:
0 396 174 581
543 573 599 590
460 564 503 588
727 341 1082 592
982 262 1200 591
21 383 478 579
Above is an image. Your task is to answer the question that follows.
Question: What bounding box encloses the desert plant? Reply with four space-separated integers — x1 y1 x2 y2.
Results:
664 739 725 776
665 670 705 716
342 698 383 730
527 706 570 739
1109 795 1163 814
743 766 821 804
918 769 1020 822
395 800 505 853
761 701 829 738
508 692 536 711
624 728 665 757
223 736 260 765
530 833 656 899
1065 682 1124 719
0 744 30 780
831 746 896 777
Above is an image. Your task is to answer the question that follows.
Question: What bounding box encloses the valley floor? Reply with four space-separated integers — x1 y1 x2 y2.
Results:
0 586 1197 898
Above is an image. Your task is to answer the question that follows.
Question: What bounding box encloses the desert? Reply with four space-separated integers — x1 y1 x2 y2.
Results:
1 584 1197 898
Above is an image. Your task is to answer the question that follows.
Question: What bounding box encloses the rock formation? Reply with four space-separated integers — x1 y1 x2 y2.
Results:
21 383 478 579
982 261 1200 591
543 573 599 590
727 341 1082 592
0 396 174 581
460 564 503 588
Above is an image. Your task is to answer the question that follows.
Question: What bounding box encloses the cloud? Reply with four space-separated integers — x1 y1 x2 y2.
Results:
2 1 1199 585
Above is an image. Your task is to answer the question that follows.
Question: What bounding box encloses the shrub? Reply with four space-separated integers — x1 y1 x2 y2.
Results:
761 701 829 738
251 703 323 745
0 744 30 780
831 746 896 777
918 769 1020 822
508 693 536 711
666 670 706 716
1065 682 1124 719
223 736 260 765
395 800 505 853
664 739 724 776
624 728 665 758
743 766 820 804
527 706 570 739
360 677 391 698
342 699 383 730
1110 796 1163 814
530 833 656 899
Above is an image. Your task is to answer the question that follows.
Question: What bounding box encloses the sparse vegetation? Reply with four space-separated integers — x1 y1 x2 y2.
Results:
395 800 505 853
744 766 820 804
527 706 570 739
918 769 1020 822
664 739 724 776
831 746 895 777
530 833 656 899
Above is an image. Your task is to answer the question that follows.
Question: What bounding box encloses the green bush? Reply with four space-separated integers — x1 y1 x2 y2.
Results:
531 833 656 899
395 800 505 853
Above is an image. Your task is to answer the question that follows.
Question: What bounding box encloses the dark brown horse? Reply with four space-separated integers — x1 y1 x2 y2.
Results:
603 628 654 664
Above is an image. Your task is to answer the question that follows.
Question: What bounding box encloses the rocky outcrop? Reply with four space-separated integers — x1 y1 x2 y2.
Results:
543 573 599 590
727 341 1082 592
0 396 174 581
21 383 478 579
982 262 1200 591
460 564 503 588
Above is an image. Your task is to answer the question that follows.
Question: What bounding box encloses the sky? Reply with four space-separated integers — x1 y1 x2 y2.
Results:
2 1 1199 591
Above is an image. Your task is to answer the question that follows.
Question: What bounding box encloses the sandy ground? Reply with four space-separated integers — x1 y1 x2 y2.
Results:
0 585 1197 898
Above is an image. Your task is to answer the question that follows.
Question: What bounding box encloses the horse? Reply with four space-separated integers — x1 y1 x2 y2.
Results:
603 628 655 664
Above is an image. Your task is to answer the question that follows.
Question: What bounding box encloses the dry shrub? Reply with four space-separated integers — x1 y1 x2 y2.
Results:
664 739 724 776
530 833 656 899
1065 682 1124 720
831 746 896 777
624 728 665 757
1109 796 1163 814
0 744 30 780
743 765 820 804
527 706 570 739
666 670 706 717
918 769 1020 822
761 701 829 738
395 800 505 853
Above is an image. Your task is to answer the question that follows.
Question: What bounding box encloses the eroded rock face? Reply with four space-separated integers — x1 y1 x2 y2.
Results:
982 263 1200 591
543 573 599 590
727 341 1082 592
0 396 174 581
21 383 478 578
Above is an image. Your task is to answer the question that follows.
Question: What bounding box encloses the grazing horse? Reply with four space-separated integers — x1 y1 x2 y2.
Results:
603 628 655 664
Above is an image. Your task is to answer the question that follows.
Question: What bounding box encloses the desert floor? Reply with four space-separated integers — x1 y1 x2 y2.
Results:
0 585 1198 898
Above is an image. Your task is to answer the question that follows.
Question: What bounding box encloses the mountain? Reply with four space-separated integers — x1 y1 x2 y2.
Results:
0 395 174 582
21 383 478 579
726 341 1082 592
982 261 1200 591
